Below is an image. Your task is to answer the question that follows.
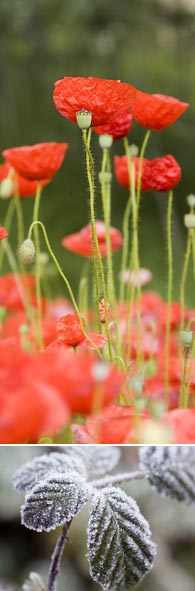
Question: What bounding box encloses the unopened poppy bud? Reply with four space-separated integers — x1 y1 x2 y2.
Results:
99 134 113 149
187 193 195 209
128 144 139 157
99 298 110 323
98 171 112 184
18 239 36 264
76 109 92 130
0 177 13 199
92 361 110 381
184 213 195 228
130 370 145 394
179 330 193 348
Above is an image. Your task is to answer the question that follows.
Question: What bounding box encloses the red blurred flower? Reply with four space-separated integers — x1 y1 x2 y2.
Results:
93 111 133 139
164 409 195 443
132 89 189 130
144 155 181 191
72 404 150 443
0 161 10 180
0 227 8 240
0 273 35 311
3 142 68 181
32 349 124 415
53 76 137 126
114 155 150 191
0 161 49 197
0 341 70 443
114 154 181 192
62 220 123 258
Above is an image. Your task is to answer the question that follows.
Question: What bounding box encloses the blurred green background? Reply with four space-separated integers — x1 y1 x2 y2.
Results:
0 446 195 591
0 0 195 303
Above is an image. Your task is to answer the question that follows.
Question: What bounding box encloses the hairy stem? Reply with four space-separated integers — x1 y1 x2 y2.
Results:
164 190 173 404
32 182 43 348
179 347 189 408
82 129 113 360
28 220 103 357
180 230 192 330
0 198 16 271
47 522 71 591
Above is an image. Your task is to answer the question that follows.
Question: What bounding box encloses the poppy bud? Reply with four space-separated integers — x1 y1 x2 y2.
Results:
187 194 195 209
179 330 193 348
128 144 139 157
76 109 92 130
99 134 113 149
18 239 36 264
98 171 112 184
184 213 195 229
0 177 13 199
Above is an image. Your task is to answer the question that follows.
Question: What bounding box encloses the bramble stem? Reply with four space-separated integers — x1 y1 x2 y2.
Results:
47 522 71 591
31 182 43 348
90 470 144 489
164 190 173 404
82 129 113 360
28 221 103 357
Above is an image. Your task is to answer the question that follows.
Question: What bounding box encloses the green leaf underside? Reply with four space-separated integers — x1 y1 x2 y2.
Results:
21 474 91 532
88 487 156 591
139 446 195 504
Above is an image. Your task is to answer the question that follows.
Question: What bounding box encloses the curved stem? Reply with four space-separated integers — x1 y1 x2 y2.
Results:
90 470 144 489
32 182 43 348
179 347 189 408
0 198 16 271
47 522 71 591
28 221 103 357
180 230 192 330
119 195 132 303
136 129 151 214
82 129 113 361
164 190 173 404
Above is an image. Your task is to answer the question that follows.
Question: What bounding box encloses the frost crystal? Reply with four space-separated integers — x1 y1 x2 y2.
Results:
21 474 91 532
139 446 195 504
60 445 121 477
87 487 156 591
12 452 87 493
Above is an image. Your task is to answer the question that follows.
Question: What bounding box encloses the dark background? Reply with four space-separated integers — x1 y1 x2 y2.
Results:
0 0 195 303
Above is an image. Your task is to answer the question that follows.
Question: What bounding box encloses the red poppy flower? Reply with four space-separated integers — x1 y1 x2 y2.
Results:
93 111 133 139
114 155 150 191
56 313 107 350
72 404 150 443
0 341 70 443
0 161 49 197
31 348 124 415
3 142 68 181
144 155 181 191
164 409 195 444
0 227 8 240
0 273 35 311
53 77 137 126
62 220 123 258
132 89 189 130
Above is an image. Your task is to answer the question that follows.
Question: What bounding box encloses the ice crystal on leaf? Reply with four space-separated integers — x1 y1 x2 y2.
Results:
21 474 91 532
87 487 156 591
58 445 121 476
139 446 195 504
12 451 87 493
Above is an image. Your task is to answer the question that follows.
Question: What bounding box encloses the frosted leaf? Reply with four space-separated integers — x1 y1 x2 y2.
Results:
12 452 87 493
60 446 121 477
21 474 91 532
87 487 156 591
139 446 195 504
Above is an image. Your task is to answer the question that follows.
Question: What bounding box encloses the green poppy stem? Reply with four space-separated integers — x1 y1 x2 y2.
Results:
32 182 43 348
164 190 173 404
180 230 192 330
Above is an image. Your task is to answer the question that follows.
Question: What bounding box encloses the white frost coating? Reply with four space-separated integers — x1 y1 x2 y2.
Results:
139 446 195 504
59 445 121 477
21 474 91 532
87 486 156 591
12 452 87 493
